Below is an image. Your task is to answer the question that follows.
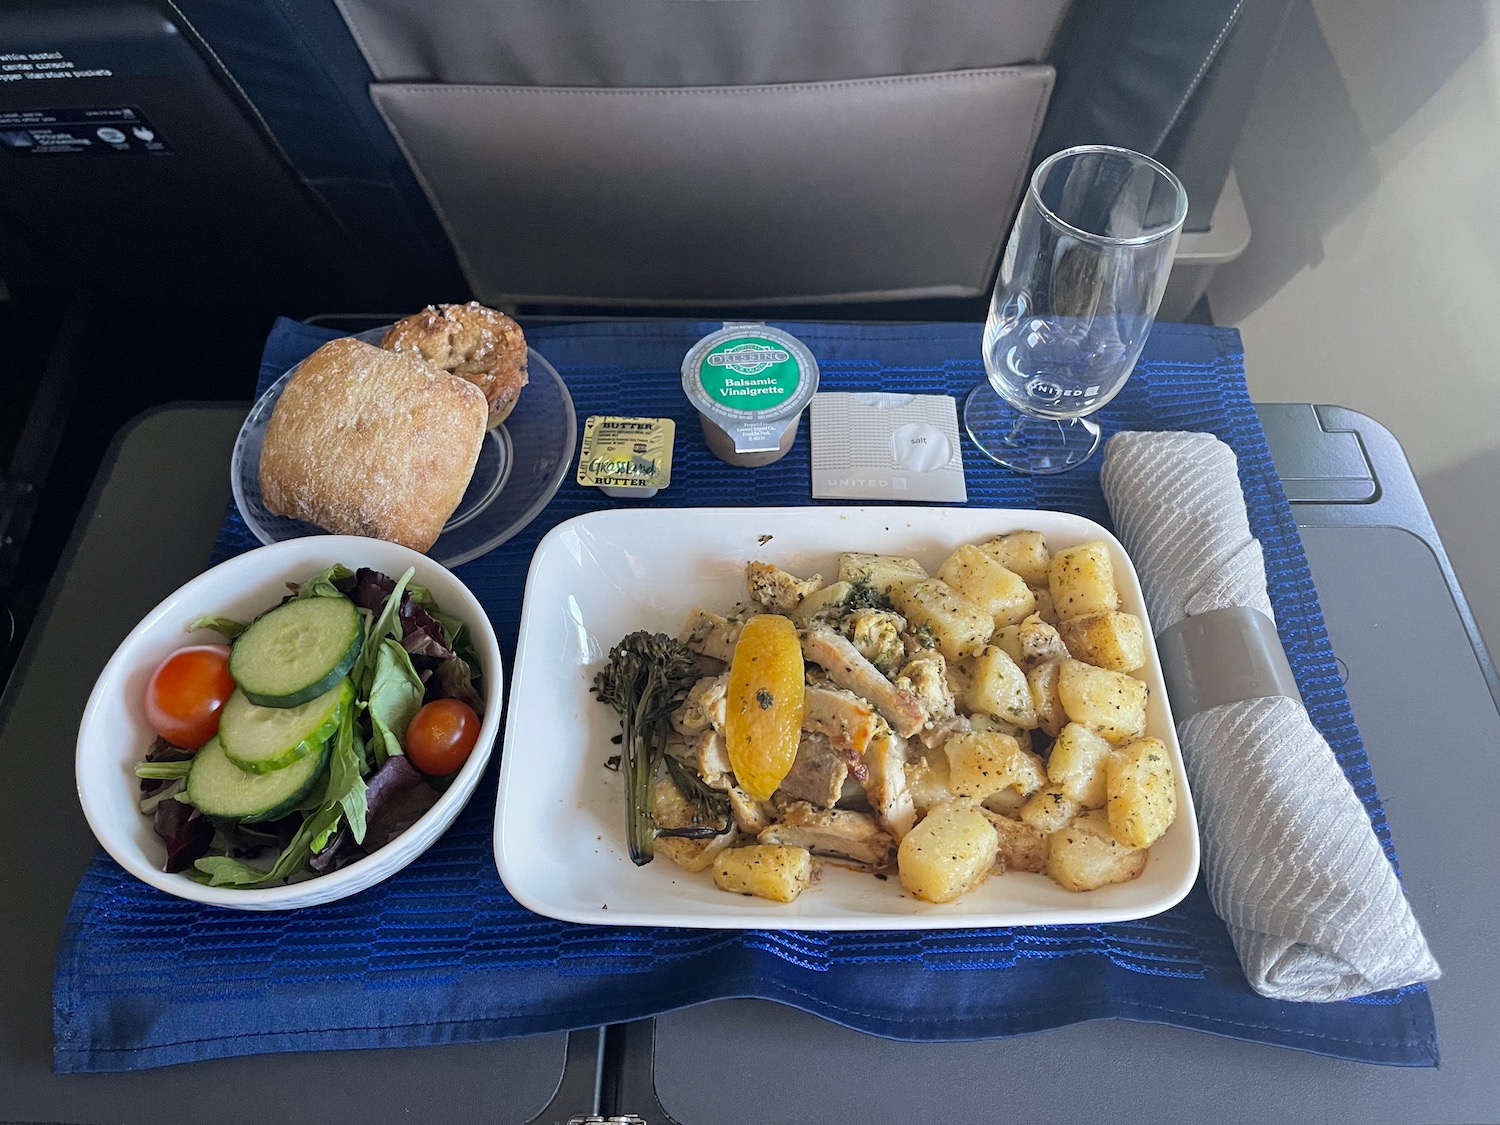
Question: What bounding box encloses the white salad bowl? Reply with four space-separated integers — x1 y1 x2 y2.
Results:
75 535 503 911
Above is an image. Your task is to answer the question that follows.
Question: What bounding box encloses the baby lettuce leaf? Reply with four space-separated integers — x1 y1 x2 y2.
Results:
185 614 247 641
368 639 423 765
340 568 456 659
154 798 213 873
193 801 345 887
348 567 415 698
427 656 484 714
291 563 355 600
362 755 442 851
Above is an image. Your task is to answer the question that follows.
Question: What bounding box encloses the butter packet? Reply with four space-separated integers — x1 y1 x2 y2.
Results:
577 416 675 498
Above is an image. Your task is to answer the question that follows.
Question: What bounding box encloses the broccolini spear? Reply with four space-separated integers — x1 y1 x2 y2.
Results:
592 630 702 865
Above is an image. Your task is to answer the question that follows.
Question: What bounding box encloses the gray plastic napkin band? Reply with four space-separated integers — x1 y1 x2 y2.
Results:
1156 605 1301 720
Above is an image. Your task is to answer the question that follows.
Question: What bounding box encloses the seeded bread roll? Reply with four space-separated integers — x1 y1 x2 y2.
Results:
381 302 529 428
258 337 488 552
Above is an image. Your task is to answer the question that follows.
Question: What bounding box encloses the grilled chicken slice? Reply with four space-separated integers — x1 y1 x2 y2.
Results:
759 801 896 869
895 651 956 725
693 729 734 789
979 808 1048 873
915 714 972 753
776 732 848 807
680 609 743 663
801 628 925 738
670 674 728 737
746 561 825 613
728 786 775 836
862 724 916 839
802 685 878 764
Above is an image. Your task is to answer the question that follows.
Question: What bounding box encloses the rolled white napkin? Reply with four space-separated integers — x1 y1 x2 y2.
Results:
1100 430 1439 1002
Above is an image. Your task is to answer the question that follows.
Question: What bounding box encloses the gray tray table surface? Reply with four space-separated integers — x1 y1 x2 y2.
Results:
621 405 1500 1125
0 406 599 1125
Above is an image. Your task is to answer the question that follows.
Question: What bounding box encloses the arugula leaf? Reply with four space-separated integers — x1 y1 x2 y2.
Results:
185 614 248 641
327 703 369 845
368 640 423 766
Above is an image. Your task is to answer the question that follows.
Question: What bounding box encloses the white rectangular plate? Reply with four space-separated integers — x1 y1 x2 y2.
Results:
496 506 1199 930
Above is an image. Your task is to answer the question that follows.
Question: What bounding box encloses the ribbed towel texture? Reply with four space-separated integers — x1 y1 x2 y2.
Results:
1100 430 1440 1002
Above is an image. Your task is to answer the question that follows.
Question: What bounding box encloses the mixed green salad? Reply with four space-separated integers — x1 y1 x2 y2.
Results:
136 564 485 887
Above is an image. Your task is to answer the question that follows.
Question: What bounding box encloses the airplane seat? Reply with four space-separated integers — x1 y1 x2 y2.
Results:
0 0 1279 314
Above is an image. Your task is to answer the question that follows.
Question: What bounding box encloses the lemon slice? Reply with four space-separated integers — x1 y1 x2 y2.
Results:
725 614 806 801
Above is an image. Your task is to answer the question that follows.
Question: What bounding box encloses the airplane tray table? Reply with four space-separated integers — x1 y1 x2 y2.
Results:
2 357 1488 1123
615 405 1500 1125
47 319 1437 1075
0 407 599 1125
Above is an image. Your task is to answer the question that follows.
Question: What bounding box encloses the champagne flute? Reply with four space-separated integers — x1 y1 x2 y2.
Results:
964 145 1188 474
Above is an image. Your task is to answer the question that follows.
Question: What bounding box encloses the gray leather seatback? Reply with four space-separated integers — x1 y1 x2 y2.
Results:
338 0 1066 86
344 1 1066 306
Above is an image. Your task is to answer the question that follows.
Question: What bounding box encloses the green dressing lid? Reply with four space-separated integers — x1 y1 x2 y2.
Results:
682 323 820 454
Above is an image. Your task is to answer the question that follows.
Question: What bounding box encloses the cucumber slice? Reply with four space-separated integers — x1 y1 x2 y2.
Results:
187 735 329 823
218 678 352 774
230 595 362 707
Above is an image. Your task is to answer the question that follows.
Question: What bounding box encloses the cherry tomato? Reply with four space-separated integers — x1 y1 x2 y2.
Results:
143 645 234 750
405 699 481 776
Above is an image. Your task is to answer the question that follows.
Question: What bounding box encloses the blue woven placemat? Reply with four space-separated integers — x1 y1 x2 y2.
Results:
53 318 1437 1072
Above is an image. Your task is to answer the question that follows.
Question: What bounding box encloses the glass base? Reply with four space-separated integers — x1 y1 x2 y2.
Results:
963 383 1102 475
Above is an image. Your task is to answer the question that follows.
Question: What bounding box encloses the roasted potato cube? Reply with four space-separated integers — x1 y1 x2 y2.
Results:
966 645 1037 728
1058 611 1147 672
897 804 998 903
1020 783 1080 833
1047 541 1121 621
1047 810 1147 892
1107 737 1178 848
1027 659 1067 737
1047 722 1113 808
653 777 737 873
968 713 1033 754
791 580 854 623
711 844 814 902
906 751 960 812
1030 586 1059 625
992 623 1026 666
979 808 1049 873
837 552 928 596
1057 659 1148 744
937 545 1036 628
978 530 1050 586
892 579 994 661
943 731 1045 801
981 785 1027 819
